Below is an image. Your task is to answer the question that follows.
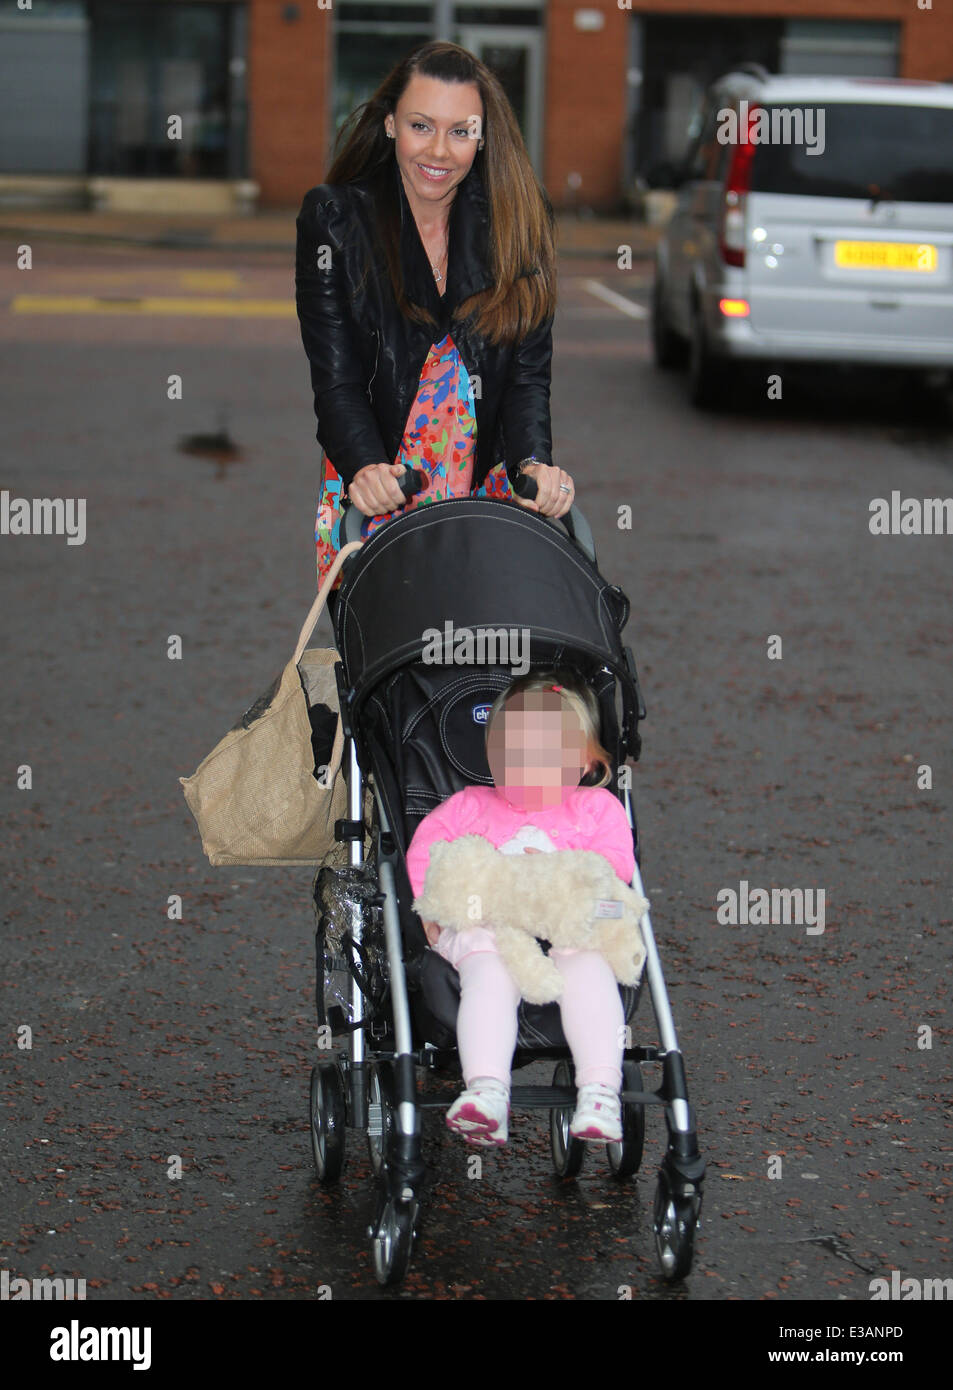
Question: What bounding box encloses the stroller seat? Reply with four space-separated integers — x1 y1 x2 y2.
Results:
359 660 642 1052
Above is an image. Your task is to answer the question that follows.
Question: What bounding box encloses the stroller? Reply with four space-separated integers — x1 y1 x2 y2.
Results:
308 486 705 1287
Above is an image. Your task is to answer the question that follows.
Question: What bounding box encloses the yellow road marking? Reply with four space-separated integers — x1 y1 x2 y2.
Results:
10 295 292 317
179 271 242 291
30 270 242 290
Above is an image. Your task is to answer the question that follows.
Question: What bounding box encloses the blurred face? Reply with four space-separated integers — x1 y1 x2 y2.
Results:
486 691 590 812
384 74 483 212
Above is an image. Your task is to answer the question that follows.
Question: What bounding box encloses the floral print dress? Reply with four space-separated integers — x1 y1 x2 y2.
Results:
315 331 514 588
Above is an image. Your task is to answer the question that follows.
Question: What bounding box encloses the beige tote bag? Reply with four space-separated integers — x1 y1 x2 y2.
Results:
179 540 372 866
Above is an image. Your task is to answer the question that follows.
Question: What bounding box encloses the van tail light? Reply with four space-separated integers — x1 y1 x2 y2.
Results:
720 103 760 268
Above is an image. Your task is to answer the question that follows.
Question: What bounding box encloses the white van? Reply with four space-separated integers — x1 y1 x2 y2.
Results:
650 70 953 407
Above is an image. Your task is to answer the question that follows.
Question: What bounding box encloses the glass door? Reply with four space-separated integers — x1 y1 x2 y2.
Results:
88 1 241 178
455 26 543 174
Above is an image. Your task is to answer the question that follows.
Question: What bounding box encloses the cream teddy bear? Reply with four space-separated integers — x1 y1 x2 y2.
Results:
412 834 649 1005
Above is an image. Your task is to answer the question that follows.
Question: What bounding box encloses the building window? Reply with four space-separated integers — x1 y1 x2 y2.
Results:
780 21 899 78
632 15 900 180
87 1 246 178
333 1 544 171
334 24 435 141
0 0 89 175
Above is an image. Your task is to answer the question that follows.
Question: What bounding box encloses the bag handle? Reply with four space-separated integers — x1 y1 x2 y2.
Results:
293 540 364 666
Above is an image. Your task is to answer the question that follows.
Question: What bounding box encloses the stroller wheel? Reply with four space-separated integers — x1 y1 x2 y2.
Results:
370 1196 416 1287
310 1062 346 1184
606 1061 646 1180
549 1060 586 1180
653 1167 702 1282
366 1062 396 1179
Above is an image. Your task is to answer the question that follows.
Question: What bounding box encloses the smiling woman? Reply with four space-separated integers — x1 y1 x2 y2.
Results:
294 40 578 589
386 90 485 286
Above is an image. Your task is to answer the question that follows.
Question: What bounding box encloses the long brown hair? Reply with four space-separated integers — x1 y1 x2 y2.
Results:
325 41 557 348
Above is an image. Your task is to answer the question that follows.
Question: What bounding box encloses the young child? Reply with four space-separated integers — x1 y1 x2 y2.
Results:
405 669 636 1146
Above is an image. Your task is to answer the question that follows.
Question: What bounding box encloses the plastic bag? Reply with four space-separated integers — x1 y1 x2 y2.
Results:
313 863 386 1027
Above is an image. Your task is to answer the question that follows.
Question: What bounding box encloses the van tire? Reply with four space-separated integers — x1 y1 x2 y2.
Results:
652 278 688 369
688 301 728 410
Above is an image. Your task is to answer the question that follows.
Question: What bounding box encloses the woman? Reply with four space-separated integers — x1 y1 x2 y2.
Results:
294 40 575 589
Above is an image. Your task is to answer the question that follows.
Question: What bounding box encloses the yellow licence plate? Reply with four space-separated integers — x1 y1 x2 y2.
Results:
834 240 937 272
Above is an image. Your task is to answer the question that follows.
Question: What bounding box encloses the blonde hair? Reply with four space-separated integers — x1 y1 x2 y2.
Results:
485 668 613 789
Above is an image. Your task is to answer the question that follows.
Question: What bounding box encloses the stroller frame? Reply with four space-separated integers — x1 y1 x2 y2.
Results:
308 498 705 1287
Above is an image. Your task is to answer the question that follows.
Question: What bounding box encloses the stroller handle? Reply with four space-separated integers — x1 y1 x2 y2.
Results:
512 471 596 564
340 465 596 564
339 466 425 549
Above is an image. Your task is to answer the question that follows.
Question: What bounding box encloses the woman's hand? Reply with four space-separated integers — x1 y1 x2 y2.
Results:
421 918 442 947
511 463 575 520
346 462 411 516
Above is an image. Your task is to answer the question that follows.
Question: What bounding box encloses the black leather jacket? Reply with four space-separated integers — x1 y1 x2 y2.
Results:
294 158 554 490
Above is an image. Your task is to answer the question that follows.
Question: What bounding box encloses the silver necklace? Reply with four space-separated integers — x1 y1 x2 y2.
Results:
426 229 449 283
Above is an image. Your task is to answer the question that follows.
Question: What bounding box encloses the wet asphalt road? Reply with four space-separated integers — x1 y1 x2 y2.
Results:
1 237 951 1305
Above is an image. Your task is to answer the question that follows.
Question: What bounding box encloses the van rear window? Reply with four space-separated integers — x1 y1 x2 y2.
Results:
750 103 953 202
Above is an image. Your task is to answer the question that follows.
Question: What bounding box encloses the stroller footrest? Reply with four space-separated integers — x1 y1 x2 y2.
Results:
510 1085 577 1107
415 1085 578 1109
415 1085 667 1111
508 1085 666 1108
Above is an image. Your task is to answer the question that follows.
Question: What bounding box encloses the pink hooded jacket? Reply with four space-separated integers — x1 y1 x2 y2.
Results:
405 783 635 900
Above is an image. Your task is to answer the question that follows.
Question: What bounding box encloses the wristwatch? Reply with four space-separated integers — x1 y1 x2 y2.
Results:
513 456 545 478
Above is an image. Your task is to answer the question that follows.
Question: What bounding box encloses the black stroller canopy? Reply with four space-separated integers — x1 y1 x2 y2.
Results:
334 499 633 700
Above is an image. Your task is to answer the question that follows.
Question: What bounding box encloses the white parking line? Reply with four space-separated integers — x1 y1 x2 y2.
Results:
581 277 649 320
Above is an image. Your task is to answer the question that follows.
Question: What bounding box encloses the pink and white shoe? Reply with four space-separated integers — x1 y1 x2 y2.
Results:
570 1082 623 1142
446 1078 510 1146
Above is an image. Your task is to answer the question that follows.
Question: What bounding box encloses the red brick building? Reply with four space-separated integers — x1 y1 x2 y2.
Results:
2 0 951 213
247 0 953 209
251 0 953 209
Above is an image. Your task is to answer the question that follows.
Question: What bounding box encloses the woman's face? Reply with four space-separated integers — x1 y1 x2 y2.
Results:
486 692 589 812
385 74 484 211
